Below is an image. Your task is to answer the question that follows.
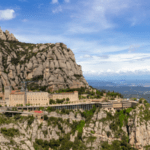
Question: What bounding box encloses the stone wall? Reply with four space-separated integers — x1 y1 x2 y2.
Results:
27 92 49 106
49 91 78 102
0 92 4 100
9 92 25 107
9 91 49 107
4 86 12 106
0 100 6 106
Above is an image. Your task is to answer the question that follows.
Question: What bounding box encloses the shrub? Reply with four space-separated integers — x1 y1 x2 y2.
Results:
139 98 146 103
144 99 148 104
56 99 65 104
66 97 70 101
86 136 96 143
106 131 111 137
102 134 137 150
47 107 56 112
12 107 17 111
1 128 20 137
49 99 55 104
40 107 45 111
38 123 43 129
28 115 34 126
44 115 48 120
76 120 85 133
139 99 143 103
91 130 95 134
14 114 21 120
81 105 96 123
61 108 70 114
110 97 115 100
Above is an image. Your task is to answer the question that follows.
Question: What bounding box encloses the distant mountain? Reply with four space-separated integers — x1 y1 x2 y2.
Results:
86 79 150 102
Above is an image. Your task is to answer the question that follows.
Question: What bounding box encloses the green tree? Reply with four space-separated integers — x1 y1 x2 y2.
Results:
66 97 70 101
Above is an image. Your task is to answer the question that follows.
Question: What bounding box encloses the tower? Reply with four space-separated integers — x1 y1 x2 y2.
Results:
4 86 12 106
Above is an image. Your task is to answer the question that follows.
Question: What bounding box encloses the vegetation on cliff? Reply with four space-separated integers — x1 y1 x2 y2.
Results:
1 98 150 149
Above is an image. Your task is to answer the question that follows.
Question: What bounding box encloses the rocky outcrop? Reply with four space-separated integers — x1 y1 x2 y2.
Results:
0 28 18 41
0 29 89 92
1 103 150 150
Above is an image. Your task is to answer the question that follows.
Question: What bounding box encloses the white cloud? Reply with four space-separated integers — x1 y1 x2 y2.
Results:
77 52 150 77
66 0 132 34
65 0 148 34
52 0 58 4
67 25 99 34
52 6 62 13
14 30 150 78
64 0 70 3
22 19 28 22
83 55 91 58
0 9 15 20
128 44 140 53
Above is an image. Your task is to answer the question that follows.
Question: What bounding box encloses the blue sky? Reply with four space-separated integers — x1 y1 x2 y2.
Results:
1 0 150 83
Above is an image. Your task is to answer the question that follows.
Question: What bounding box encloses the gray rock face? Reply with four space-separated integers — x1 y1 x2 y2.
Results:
33 64 43 77
0 29 89 92
0 29 18 41
0 28 6 40
26 62 33 70
20 55 26 61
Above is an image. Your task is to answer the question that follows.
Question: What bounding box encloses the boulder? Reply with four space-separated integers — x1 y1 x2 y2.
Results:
5 30 18 41
49 61 55 70
11 52 17 58
33 64 43 77
33 47 39 53
26 62 33 70
0 65 4 72
39 45 47 51
20 65 25 72
45 60 50 68
20 55 26 61
16 64 21 74
36 53 41 58
54 49 62 60
57 74 64 83
53 60 59 68
41 55 45 61
0 28 6 40
7 55 11 65
44 68 50 80
54 69 60 74
37 58 42 64
9 64 15 70
58 60 66 68
10 80 16 87
33 61 39 69
48 75 55 82
15 76 19 85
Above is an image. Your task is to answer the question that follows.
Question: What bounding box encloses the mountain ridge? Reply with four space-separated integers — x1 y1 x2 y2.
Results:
0 28 89 92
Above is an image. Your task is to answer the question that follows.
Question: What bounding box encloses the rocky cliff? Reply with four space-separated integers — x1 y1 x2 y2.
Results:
0 28 89 92
0 101 150 150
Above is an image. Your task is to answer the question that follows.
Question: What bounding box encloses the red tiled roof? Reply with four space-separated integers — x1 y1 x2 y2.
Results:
10 92 25 95
34 111 43 113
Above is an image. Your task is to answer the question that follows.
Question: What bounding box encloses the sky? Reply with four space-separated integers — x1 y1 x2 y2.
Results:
1 0 150 83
